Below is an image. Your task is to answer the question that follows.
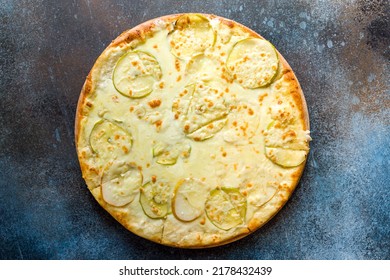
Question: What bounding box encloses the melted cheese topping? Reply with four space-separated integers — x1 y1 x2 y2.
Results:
76 14 311 247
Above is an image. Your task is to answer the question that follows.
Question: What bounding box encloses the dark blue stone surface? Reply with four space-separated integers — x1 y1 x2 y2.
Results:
1 0 389 259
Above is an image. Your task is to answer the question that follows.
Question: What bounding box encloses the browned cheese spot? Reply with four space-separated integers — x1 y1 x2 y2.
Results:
148 99 162 108
112 95 119 103
258 93 268 103
155 120 162 129
282 130 296 140
172 101 179 110
175 59 181 72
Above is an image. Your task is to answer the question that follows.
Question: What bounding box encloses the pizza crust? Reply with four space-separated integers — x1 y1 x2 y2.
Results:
75 13 310 248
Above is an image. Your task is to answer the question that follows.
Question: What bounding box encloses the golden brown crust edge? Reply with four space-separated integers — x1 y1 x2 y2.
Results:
74 13 310 249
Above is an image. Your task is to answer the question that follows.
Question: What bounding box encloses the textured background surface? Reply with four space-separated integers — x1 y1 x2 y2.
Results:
1 0 389 259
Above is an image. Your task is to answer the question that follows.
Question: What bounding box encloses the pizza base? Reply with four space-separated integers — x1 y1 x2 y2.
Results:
75 13 310 248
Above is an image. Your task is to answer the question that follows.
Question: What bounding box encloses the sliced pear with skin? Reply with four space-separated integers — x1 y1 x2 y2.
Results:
226 37 279 88
265 147 307 167
152 141 168 157
140 182 170 219
89 119 132 161
265 127 310 151
252 182 279 208
264 120 310 167
185 54 219 80
173 82 229 141
185 54 209 75
152 141 191 165
101 161 143 207
265 120 311 148
155 152 178 165
172 178 208 222
113 50 162 98
172 83 196 119
205 188 246 230
169 14 215 59
184 82 229 133
186 118 227 141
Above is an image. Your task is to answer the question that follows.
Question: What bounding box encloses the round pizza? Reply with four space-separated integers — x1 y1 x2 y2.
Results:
75 13 311 248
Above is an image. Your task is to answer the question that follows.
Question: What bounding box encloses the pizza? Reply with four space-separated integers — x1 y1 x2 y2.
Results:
75 13 311 248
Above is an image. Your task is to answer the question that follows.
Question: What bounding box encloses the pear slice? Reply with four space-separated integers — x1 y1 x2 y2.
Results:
265 124 311 151
185 54 210 75
113 50 162 98
155 153 178 165
169 14 215 59
184 82 229 133
226 38 279 88
172 178 208 222
185 54 220 80
101 161 143 207
265 147 307 167
152 141 192 165
186 118 227 141
139 182 170 219
89 119 132 162
173 82 229 141
205 188 246 230
152 141 168 157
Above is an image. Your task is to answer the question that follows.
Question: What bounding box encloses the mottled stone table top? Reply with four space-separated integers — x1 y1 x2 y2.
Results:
1 0 389 259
